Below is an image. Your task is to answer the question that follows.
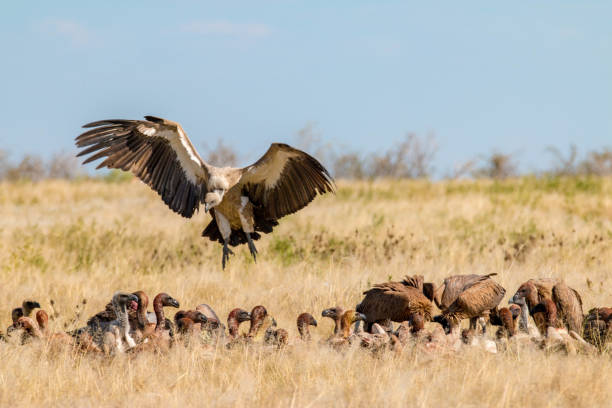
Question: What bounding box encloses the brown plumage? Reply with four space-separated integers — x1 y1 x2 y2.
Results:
434 274 498 311
356 275 433 331
442 275 505 332
247 305 268 339
583 307 612 349
499 307 516 337
35 310 75 346
297 313 317 341
130 293 180 353
227 308 251 340
510 278 584 334
328 310 366 348
321 306 344 336
264 318 289 349
174 310 208 335
6 300 41 337
75 116 335 269
14 317 43 342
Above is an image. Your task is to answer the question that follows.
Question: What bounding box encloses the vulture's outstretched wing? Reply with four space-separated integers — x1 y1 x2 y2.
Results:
75 116 209 218
238 143 335 220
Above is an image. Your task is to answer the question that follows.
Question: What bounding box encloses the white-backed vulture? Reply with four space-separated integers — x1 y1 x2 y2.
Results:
226 308 251 340
509 278 583 334
297 313 317 342
196 304 225 334
6 300 41 341
438 275 505 334
583 307 612 349
356 275 433 332
321 306 344 336
174 310 208 336
264 318 289 349
75 116 335 268
327 310 366 349
89 292 139 354
433 274 498 312
129 293 181 353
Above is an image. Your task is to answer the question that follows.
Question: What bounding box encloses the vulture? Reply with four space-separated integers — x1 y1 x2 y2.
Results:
436 274 505 334
356 275 433 332
75 116 335 268
509 278 583 334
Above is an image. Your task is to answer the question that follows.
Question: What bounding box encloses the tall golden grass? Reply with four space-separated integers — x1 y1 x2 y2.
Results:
1 177 611 407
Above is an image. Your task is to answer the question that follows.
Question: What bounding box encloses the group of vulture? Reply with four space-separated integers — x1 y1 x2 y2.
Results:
2 274 611 356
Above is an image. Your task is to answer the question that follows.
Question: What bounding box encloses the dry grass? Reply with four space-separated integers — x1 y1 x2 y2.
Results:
1 177 611 407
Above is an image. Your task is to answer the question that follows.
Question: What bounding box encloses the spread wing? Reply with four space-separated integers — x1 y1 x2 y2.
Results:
238 143 335 220
75 116 209 218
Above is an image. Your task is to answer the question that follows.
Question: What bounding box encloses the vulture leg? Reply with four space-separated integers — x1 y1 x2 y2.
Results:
222 241 234 270
246 233 258 262
215 211 233 269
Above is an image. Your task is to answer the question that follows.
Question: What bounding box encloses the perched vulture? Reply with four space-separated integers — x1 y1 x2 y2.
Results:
75 116 335 268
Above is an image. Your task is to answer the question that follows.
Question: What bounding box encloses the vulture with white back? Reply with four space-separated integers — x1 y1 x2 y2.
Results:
75 116 335 268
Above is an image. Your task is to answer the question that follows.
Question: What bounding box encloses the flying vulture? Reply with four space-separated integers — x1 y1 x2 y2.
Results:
75 116 335 268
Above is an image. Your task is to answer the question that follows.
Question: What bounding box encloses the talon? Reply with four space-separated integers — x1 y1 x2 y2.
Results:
222 241 234 269
246 233 258 262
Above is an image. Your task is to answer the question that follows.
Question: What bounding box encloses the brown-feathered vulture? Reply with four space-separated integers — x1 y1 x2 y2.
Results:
75 116 335 268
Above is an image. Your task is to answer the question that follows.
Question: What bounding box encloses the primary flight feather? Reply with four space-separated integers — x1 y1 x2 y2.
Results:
75 116 335 268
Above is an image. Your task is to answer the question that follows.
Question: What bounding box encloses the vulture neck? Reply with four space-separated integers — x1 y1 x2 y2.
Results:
297 320 310 341
340 317 353 339
153 296 165 332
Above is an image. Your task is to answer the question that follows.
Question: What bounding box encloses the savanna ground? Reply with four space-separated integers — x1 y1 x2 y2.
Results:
1 177 612 407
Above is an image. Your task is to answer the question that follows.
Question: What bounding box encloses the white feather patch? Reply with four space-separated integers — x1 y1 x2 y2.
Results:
157 127 206 184
215 211 231 240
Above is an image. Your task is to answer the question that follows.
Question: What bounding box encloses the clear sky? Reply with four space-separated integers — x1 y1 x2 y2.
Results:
1 2 610 174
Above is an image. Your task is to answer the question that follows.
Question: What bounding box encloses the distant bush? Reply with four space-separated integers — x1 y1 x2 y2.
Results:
472 152 519 180
0 150 83 182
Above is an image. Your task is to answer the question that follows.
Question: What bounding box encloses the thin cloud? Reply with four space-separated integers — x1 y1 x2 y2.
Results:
39 19 92 46
182 20 272 38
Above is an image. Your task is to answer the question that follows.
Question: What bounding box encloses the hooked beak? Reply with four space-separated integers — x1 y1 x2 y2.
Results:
356 312 367 322
169 298 180 308
321 309 332 318
508 294 523 305
312 319 318 327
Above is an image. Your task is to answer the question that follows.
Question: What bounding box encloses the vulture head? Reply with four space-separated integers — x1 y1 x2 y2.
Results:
204 191 224 213
321 307 344 320
154 293 180 309
340 310 366 327
191 312 208 324
508 304 522 319
433 315 451 334
227 308 252 339
228 308 252 323
297 313 318 340
11 308 24 324
409 313 425 333
112 292 140 312
297 313 318 328
22 301 41 316
510 281 538 307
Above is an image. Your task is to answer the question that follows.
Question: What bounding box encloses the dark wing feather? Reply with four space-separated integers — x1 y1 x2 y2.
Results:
75 117 209 218
238 143 335 221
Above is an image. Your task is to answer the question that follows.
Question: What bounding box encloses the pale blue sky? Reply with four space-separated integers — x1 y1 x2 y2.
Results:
1 2 610 174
